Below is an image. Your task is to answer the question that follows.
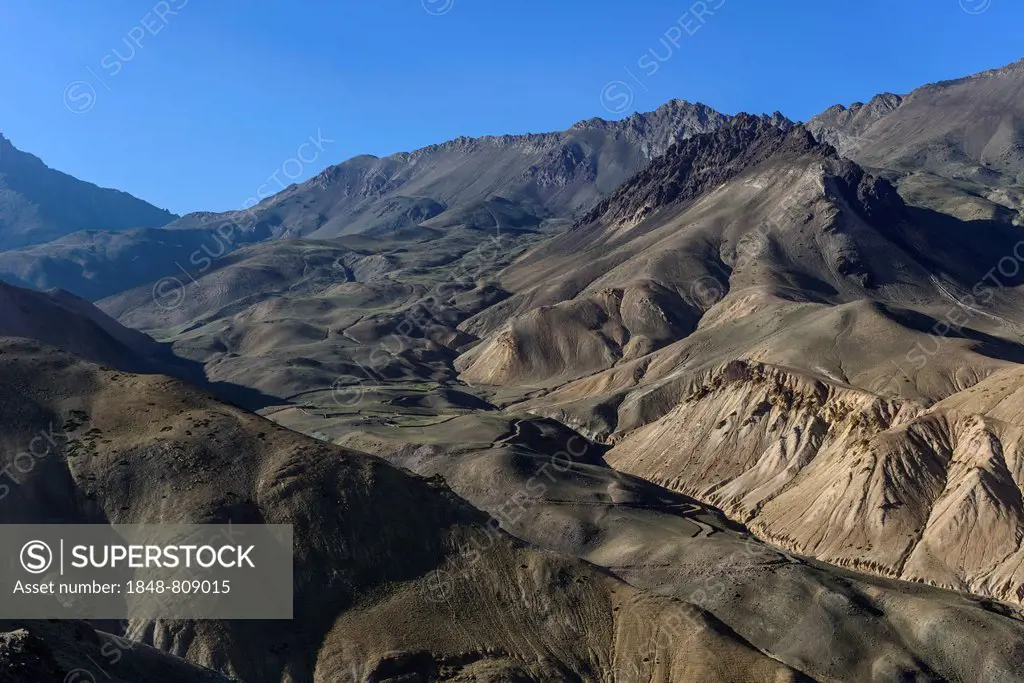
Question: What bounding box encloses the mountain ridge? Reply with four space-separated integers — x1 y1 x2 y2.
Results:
0 133 177 251
807 55 1024 223
8 57 1024 682
0 102 792 302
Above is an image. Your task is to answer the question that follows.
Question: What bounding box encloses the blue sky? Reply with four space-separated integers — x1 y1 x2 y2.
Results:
0 0 1020 215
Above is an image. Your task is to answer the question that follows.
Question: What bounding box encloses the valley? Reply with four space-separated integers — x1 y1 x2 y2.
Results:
3 43 1024 682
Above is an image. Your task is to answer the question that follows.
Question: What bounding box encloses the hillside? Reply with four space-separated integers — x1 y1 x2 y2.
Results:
0 134 175 251
0 103 790 302
10 55 1024 683
0 339 809 682
807 58 1024 223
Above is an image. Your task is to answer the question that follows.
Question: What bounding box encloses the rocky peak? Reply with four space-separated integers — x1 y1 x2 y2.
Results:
827 156 907 226
807 93 905 155
579 115 815 226
580 113 905 232
572 100 725 132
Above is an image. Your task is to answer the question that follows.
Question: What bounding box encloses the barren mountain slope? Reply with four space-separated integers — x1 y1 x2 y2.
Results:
265 406 1024 683
167 101 777 240
456 116 1024 395
807 58 1024 223
94 219 554 409
0 620 231 683
0 280 162 372
0 133 175 251
596 358 1024 609
90 111 1024 627
0 339 802 683
0 226 266 302
0 103 790 303
421 113 1024 614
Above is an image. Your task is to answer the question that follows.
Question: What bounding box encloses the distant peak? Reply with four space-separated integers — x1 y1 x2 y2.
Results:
810 92 905 129
866 92 904 109
917 56 1024 93
570 99 722 131
653 98 702 112
580 115 819 226
979 55 1024 75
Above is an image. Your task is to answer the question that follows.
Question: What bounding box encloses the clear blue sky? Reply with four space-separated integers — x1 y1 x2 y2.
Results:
0 0 1020 215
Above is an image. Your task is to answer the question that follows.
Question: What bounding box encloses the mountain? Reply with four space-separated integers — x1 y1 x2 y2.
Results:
0 134 176 251
4 336 1024 681
0 339 812 683
166 101 774 240
454 115 1019 391
335 412 1024 683
0 280 162 371
0 103 791 302
602 359 1024 607
0 279 285 412
12 59 1024 682
807 58 1024 223
97 111 1024 615
442 113 1024 609
0 226 266 302
95 222 544 403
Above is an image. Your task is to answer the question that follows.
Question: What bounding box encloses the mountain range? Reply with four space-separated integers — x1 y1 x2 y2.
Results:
0 133 176 251
0 103 789 302
4 58 1024 682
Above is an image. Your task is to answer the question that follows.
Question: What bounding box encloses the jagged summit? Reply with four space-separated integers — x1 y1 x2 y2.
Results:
571 99 725 130
816 92 905 120
166 101 764 243
308 100 792 189
581 116 830 227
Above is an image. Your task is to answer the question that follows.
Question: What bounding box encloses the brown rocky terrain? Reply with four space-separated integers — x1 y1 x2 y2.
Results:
807 58 1024 224
5 337 1024 680
0 103 790 303
0 339 812 682
84 69 1024 627
455 117 1024 395
443 113 1024 614
597 359 1024 604
7 57 1024 683
0 620 230 683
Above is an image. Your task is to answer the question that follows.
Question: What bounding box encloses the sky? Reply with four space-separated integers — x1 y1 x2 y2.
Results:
0 0 1020 215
